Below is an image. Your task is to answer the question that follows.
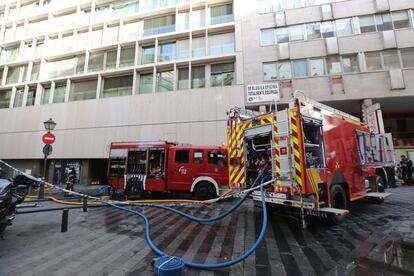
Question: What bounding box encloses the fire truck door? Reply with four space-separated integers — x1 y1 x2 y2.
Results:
145 149 166 191
205 150 228 185
167 148 194 191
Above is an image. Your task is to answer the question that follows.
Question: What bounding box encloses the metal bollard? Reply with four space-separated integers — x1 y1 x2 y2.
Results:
83 196 87 212
61 209 69 232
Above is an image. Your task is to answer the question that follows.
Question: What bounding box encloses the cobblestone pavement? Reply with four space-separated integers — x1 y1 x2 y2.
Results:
1 186 414 276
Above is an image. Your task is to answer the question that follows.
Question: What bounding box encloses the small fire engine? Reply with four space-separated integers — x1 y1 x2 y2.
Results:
227 95 395 222
107 141 228 199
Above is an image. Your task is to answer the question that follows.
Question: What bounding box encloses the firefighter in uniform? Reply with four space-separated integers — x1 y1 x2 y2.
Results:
400 155 413 185
65 167 75 196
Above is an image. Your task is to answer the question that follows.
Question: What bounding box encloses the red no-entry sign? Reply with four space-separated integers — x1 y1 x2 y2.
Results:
42 132 56 145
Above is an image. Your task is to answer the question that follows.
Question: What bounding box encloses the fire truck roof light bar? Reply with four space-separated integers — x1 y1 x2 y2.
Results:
292 91 360 123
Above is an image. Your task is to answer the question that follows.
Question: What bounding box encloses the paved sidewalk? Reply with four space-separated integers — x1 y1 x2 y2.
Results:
1 185 414 275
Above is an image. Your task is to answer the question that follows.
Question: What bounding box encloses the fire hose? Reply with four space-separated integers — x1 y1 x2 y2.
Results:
1 160 271 272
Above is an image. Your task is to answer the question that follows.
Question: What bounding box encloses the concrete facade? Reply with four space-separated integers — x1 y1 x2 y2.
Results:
1 0 414 183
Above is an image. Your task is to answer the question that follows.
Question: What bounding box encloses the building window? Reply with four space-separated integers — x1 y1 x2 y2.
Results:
23 42 34 60
76 31 89 50
3 26 14 42
376 13 393 32
14 89 24 108
104 25 119 44
156 70 174 92
211 63 235 87
46 36 59 55
0 90 12 109
15 24 25 40
278 61 292 79
46 57 76 79
382 49 400 70
41 86 51 105
392 11 411 29
401 48 414 68
326 56 342 74
139 73 153 94
342 54 359 73
28 19 47 36
359 15 376 33
6 66 22 84
120 46 135 67
0 68 3 84
142 46 155 64
53 12 75 30
178 12 189 31
276 28 289 43
321 21 335 38
191 66 205 88
122 21 140 41
106 49 117 70
94 4 111 22
143 14 175 37
261 29 275 46
365 52 382 71
61 33 74 52
26 89 36 106
209 32 235 55
35 41 45 57
192 36 206 58
69 79 97 101
0 46 19 64
90 28 103 47
292 60 307 77
335 18 353 37
263 62 278 81
158 43 176 62
88 52 104 72
177 39 189 59
289 25 305 42
178 68 189 90
103 75 133 98
31 63 40 81
309 58 325 76
80 8 91 25
211 4 233 25
75 56 85 74
306 23 321 40
53 84 66 103
191 9 205 29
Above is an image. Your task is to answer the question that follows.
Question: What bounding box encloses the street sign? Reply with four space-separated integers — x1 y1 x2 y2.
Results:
246 83 280 104
43 144 53 156
42 132 56 145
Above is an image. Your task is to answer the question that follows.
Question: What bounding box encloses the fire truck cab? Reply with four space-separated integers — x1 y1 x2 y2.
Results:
107 141 228 199
227 96 394 222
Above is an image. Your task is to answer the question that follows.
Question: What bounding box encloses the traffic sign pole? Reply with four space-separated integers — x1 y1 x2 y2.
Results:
39 132 56 199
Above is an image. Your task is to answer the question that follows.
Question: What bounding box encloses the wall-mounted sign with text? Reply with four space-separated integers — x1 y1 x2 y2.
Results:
246 83 280 104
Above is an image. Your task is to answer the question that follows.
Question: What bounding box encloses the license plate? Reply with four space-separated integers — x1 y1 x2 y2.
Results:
274 193 287 199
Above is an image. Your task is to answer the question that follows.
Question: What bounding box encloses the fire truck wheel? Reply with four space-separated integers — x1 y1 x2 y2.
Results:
125 178 143 198
193 182 216 200
328 184 349 224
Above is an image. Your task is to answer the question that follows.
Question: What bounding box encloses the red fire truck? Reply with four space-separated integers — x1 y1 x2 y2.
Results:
227 96 395 222
107 141 228 199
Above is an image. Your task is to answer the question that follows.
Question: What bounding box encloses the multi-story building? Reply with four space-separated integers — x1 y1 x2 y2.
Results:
0 0 413 184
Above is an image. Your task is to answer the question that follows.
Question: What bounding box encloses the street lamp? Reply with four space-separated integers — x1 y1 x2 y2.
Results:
44 118 56 132
39 118 56 199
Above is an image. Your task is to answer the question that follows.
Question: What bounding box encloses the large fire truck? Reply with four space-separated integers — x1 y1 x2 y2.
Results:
107 141 228 199
227 96 395 222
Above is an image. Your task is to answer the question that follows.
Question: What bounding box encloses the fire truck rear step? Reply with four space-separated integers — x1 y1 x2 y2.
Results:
319 208 349 216
366 192 392 199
